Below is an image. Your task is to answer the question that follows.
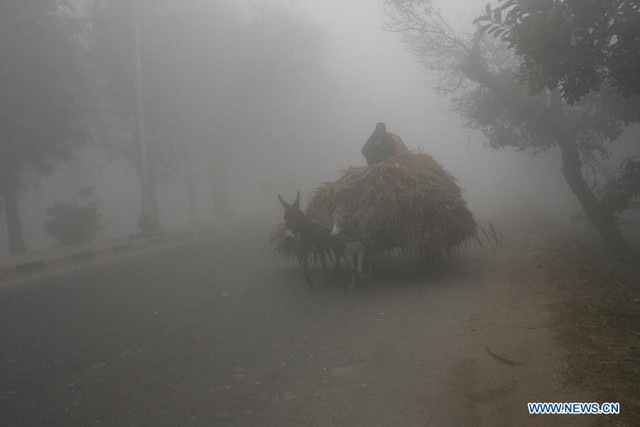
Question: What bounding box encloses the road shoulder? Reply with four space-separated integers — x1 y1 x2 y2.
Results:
462 235 593 426
540 236 640 426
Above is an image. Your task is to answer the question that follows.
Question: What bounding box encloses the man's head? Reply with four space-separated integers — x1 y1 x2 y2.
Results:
375 122 387 133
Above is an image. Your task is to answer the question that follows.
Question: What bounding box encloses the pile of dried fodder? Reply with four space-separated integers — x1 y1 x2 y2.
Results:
267 222 297 258
306 152 483 262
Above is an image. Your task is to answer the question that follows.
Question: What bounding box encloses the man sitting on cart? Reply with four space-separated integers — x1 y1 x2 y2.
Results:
361 122 409 165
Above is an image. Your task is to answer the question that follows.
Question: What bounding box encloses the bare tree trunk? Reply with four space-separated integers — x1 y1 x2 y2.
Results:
212 154 231 223
146 151 160 231
2 183 26 255
182 142 198 229
134 148 160 234
212 176 230 222
559 142 635 260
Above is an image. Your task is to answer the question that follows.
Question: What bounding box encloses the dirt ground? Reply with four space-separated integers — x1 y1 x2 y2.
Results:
438 232 593 427
1 222 633 426
538 233 640 427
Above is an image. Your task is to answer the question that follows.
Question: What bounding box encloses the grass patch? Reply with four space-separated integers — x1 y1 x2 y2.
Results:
542 238 640 426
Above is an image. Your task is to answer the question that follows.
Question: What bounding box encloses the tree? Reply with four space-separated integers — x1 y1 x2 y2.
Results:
142 1 326 223
473 0 640 103
87 0 157 232
384 0 638 260
88 0 324 226
474 0 640 226
0 0 88 254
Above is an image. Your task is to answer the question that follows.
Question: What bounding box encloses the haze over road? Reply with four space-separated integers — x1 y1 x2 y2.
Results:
0 225 585 426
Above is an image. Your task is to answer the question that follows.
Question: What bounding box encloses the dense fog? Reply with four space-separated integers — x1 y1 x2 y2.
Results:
2 0 637 256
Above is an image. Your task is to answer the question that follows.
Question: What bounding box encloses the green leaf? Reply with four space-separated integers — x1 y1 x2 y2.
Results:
487 25 500 35
493 8 502 22
479 23 493 33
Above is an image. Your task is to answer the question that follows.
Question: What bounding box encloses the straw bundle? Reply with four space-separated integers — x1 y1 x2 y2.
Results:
306 152 478 261
267 223 297 258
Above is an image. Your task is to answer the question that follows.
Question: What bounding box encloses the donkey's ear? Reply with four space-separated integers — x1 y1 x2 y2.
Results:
293 191 300 209
277 194 289 208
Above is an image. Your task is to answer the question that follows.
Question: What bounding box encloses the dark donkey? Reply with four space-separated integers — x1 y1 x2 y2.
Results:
278 191 341 286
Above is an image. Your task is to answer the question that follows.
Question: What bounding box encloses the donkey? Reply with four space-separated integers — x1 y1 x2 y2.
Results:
331 206 373 291
278 191 340 286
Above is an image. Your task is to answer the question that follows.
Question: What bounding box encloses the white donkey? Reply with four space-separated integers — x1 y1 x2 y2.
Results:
331 206 373 290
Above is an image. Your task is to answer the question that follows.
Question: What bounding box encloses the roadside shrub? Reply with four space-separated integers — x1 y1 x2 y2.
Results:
44 186 107 246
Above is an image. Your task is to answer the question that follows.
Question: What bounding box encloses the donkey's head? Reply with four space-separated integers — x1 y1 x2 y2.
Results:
278 191 308 238
331 206 349 237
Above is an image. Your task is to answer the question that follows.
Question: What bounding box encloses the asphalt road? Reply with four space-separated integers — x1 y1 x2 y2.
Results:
0 226 587 427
